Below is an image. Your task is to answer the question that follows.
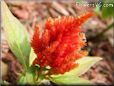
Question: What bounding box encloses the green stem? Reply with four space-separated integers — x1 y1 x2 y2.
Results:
96 22 114 37
89 22 114 41
36 67 44 83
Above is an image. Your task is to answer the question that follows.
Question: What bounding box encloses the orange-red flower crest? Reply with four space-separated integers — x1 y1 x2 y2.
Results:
31 12 93 74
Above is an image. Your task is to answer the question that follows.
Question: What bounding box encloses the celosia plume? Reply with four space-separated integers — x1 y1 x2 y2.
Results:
31 12 93 74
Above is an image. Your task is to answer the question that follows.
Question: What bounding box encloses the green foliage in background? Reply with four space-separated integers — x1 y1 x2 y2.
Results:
95 0 114 19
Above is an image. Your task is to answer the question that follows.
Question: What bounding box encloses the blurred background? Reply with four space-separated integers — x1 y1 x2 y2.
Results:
1 0 114 85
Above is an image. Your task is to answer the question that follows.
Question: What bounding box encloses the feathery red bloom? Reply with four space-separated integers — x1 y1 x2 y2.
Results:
31 12 93 74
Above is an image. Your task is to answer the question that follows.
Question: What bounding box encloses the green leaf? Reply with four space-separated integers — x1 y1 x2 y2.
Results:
95 0 114 19
1 1 31 70
29 48 37 66
49 56 102 85
1 80 10 85
18 66 38 84
18 73 35 84
51 56 102 77
49 75 92 85
64 56 102 76
18 75 27 84
102 6 114 19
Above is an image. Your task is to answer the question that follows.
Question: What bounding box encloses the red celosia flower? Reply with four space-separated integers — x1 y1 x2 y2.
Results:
31 12 93 74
